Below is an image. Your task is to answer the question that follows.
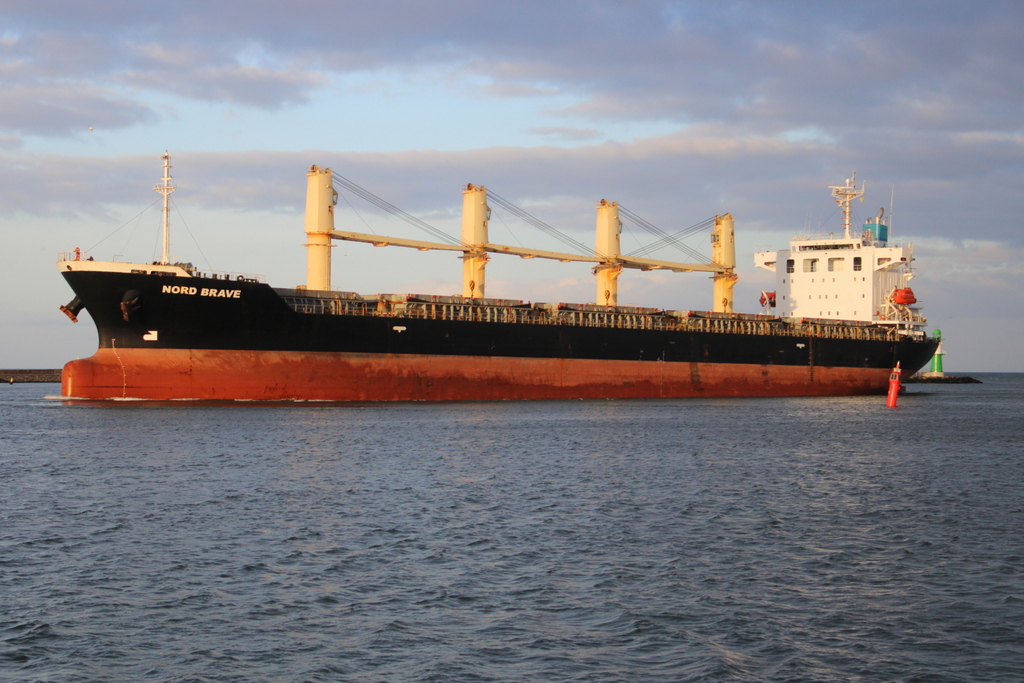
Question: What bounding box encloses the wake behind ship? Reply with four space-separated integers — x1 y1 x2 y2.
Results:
57 156 937 400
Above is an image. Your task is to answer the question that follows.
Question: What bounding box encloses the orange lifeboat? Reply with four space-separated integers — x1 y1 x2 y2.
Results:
759 291 777 307
893 288 917 305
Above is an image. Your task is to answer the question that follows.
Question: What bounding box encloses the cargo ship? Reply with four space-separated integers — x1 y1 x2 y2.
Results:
57 155 936 400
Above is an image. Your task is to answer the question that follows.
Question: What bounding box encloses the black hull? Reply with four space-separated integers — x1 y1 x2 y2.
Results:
59 270 938 400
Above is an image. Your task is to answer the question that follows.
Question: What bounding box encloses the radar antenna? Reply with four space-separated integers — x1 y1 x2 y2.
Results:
828 172 864 238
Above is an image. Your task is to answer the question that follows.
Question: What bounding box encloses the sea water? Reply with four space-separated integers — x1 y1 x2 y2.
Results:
2 376 1022 682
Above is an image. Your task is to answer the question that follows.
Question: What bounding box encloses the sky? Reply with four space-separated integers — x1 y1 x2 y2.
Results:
2 0 1022 371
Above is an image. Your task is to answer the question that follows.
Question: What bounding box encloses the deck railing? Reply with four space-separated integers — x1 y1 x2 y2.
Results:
277 290 924 342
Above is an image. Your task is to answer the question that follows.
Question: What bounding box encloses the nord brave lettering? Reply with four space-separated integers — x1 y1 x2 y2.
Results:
162 285 241 298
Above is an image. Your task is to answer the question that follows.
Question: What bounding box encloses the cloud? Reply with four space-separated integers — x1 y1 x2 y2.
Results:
120 63 326 108
482 81 561 99
3 121 1012 252
0 83 157 136
526 127 602 142
1 2 1022 251
915 239 1024 286
0 5 1016 105
2 0 1023 147
1 31 123 81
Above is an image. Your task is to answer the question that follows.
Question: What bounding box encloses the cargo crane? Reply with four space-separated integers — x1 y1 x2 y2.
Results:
302 166 736 312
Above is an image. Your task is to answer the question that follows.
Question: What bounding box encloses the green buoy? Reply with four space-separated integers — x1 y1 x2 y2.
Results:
929 329 944 375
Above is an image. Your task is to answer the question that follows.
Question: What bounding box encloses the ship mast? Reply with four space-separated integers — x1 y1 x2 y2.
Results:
154 151 176 264
829 172 864 238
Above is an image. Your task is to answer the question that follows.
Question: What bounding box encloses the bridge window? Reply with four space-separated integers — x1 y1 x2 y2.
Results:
786 259 795 273
853 256 862 271
828 258 845 272
803 258 818 273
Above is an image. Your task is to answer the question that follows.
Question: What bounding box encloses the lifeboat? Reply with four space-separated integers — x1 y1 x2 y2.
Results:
893 288 917 305
759 291 777 308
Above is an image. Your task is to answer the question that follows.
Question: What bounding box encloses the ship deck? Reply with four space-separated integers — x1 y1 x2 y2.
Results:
276 288 922 343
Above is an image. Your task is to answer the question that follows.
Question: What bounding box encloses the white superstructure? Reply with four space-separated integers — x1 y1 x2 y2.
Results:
754 174 926 337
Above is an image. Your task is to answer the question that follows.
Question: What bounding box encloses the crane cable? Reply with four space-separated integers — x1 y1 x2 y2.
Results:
331 174 461 246
620 207 714 263
328 174 716 264
487 191 601 257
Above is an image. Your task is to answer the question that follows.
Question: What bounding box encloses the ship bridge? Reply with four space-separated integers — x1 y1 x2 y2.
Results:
753 173 925 337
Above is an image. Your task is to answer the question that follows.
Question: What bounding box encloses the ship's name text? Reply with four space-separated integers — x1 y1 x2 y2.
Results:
162 285 242 298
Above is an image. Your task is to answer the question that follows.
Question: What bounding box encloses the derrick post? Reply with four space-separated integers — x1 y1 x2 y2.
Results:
304 165 336 291
594 199 622 307
461 184 490 298
711 213 737 313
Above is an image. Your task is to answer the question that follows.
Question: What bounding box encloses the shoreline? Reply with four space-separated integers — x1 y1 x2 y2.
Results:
905 374 982 384
2 369 62 383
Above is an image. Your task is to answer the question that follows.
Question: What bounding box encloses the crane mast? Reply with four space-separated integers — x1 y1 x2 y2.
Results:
303 168 736 311
154 151 176 265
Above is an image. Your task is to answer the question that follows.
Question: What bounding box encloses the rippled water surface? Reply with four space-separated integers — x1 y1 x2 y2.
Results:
2 376 1023 682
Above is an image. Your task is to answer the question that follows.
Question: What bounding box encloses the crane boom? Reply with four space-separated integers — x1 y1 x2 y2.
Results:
328 230 727 273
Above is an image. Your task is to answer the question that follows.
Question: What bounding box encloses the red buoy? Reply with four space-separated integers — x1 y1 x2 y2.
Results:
886 362 902 408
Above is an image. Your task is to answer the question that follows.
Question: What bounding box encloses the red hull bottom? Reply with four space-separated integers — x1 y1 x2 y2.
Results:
61 349 891 401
